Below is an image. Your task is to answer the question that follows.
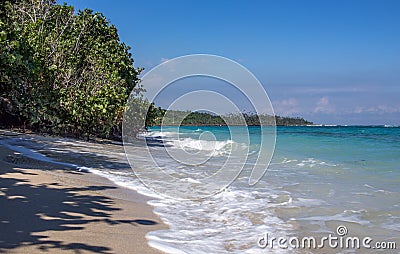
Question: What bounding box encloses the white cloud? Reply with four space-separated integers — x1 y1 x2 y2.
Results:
301 87 364 94
351 105 400 115
273 98 301 116
313 96 335 114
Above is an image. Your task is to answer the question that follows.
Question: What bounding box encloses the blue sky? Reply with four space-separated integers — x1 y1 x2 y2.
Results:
62 0 400 125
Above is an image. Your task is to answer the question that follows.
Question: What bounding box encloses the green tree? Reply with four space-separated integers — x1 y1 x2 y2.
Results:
0 0 143 139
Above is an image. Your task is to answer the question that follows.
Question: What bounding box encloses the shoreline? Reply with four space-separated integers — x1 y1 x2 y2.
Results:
0 138 168 253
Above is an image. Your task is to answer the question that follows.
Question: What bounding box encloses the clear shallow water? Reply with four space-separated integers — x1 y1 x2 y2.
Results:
142 126 400 253
2 126 399 253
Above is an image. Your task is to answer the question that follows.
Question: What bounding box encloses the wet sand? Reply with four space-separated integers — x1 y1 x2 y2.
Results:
0 143 167 254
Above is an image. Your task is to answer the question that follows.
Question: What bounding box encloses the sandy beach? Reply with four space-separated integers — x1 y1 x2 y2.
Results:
0 140 167 253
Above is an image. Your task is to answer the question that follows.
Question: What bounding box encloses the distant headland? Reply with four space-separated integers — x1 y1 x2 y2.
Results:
149 109 313 126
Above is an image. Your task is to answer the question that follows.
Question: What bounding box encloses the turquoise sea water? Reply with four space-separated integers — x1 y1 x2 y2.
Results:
142 126 400 253
2 126 398 253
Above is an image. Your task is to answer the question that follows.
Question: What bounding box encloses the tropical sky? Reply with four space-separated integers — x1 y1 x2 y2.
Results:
62 0 400 125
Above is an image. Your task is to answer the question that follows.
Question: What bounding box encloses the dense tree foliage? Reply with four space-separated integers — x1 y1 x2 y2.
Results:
0 0 142 139
150 110 313 126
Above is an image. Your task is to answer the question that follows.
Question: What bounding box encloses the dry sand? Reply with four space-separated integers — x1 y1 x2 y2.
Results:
0 144 167 253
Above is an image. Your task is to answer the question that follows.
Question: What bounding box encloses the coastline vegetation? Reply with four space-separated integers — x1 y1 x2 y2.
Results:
0 0 143 139
149 109 313 126
0 0 312 140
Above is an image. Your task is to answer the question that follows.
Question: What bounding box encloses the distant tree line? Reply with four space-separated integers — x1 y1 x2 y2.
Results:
148 110 313 126
0 0 146 140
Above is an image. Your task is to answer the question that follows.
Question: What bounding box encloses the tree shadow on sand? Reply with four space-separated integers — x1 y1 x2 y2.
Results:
0 165 158 253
